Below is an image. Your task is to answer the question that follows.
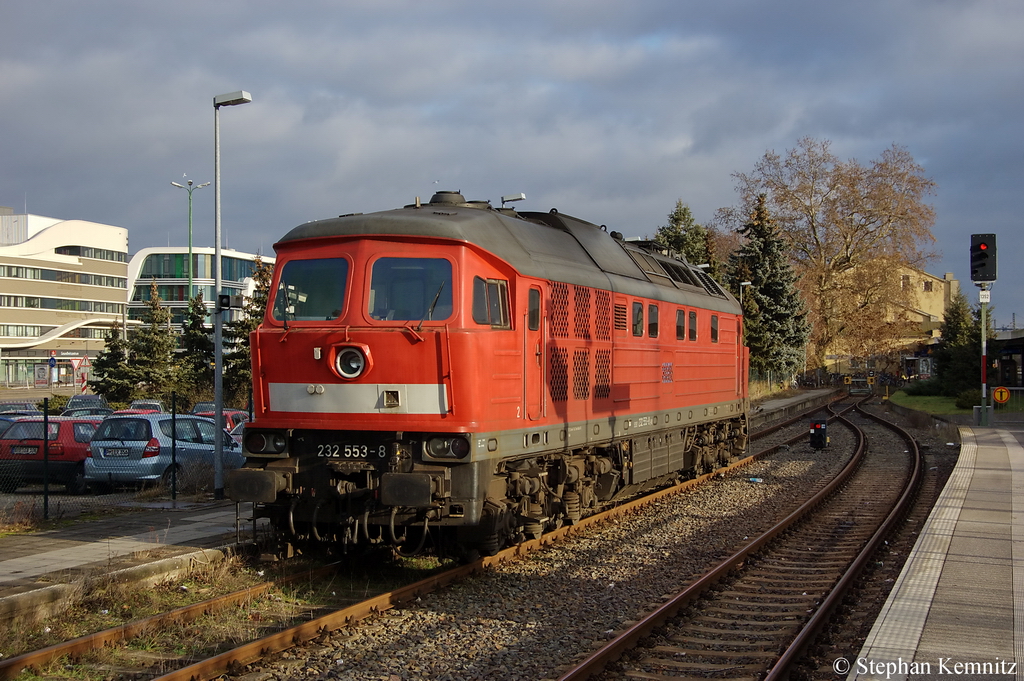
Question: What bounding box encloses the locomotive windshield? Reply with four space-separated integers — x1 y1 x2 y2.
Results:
272 257 349 322
369 257 452 321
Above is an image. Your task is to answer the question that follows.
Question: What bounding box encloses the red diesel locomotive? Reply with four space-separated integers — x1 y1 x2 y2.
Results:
227 191 749 556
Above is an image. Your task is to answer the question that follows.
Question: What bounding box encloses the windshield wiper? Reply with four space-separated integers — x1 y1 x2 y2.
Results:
417 282 446 331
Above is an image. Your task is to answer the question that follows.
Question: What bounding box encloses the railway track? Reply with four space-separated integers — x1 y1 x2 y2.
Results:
562 401 922 680
1 396 855 681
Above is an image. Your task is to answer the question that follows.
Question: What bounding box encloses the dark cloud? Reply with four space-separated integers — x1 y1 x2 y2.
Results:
2 0 1023 324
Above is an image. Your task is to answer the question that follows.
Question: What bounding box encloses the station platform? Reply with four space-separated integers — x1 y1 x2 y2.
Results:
850 425 1024 679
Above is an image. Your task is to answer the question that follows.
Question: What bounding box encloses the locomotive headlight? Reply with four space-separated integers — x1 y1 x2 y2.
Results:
244 430 288 455
337 348 365 378
426 435 471 460
332 344 372 380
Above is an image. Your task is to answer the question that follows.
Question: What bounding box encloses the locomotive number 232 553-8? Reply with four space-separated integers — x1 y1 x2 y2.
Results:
316 443 388 459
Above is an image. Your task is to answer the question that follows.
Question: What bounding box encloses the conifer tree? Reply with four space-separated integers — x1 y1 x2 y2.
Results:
88 322 135 402
175 292 215 407
129 280 177 399
727 194 810 377
223 256 273 408
655 200 728 280
655 201 708 265
932 290 986 397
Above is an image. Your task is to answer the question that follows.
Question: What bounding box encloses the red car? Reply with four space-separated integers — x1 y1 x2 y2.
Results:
196 410 250 430
0 417 102 495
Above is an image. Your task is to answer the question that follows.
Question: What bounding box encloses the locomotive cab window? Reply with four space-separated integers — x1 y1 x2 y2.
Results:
688 310 697 341
676 309 686 340
369 257 452 322
648 304 659 338
472 276 510 328
528 288 541 331
711 315 719 343
272 257 349 322
632 302 644 337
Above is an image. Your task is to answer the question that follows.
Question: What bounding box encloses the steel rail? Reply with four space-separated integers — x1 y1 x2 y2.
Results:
763 404 923 680
3 396 838 681
557 399 867 680
150 406 838 681
0 562 341 680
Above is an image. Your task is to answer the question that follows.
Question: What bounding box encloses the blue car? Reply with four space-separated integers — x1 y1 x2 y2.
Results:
85 414 243 491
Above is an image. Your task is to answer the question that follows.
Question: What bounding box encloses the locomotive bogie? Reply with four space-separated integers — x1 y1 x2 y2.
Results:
231 191 751 557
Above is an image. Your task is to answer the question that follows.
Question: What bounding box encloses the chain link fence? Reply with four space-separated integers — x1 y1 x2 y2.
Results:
0 392 244 526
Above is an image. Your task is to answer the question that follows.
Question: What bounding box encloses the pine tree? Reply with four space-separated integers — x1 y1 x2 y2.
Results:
129 280 178 400
727 194 810 377
655 201 709 265
174 292 215 407
88 322 136 402
933 290 987 397
223 256 273 407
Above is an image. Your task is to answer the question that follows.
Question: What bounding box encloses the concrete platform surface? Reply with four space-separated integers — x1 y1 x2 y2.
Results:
850 425 1024 680
0 499 251 602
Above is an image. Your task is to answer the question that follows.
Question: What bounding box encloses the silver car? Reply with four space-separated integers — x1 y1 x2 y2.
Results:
85 414 244 490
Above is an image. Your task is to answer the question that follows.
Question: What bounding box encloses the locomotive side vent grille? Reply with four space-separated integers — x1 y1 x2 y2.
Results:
549 347 569 402
613 304 628 331
573 285 592 339
595 290 612 340
572 349 591 400
549 281 570 339
594 349 611 399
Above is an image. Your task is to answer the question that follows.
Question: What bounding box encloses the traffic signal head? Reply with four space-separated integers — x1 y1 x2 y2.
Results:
809 420 828 449
970 233 997 282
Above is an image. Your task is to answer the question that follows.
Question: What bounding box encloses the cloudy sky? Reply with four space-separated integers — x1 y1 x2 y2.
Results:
2 1 1022 327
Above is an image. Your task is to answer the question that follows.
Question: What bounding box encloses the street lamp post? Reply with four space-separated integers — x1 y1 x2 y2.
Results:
739 281 752 309
170 179 210 299
213 90 252 499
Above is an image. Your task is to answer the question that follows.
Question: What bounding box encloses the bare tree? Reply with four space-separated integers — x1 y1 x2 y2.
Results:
730 137 936 366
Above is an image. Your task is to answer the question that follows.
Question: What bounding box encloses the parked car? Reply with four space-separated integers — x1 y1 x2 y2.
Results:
190 401 216 414
85 414 244 491
0 417 103 494
62 407 114 418
0 401 39 413
128 399 167 413
229 420 246 444
0 415 23 437
196 410 250 430
64 394 109 412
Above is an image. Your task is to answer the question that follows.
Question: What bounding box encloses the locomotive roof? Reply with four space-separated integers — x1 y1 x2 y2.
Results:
277 191 739 313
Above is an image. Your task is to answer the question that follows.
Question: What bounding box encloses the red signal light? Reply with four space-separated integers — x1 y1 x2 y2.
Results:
979 243 988 250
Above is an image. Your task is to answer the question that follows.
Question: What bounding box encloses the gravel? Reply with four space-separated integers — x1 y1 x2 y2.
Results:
233 399 959 681
240 428 857 680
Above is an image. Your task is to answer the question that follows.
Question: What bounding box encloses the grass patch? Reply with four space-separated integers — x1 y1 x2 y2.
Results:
887 391 970 416
889 390 1024 415
2 548 456 679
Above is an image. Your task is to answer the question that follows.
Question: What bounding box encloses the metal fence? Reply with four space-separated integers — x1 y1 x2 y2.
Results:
0 395 241 525
988 385 1024 422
